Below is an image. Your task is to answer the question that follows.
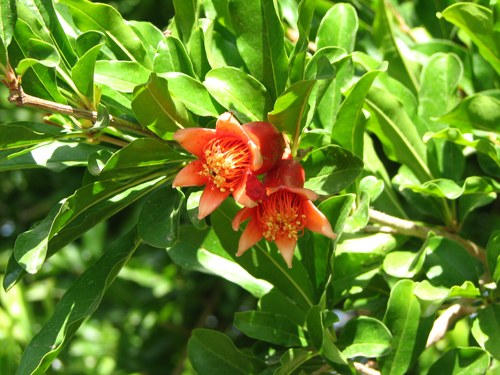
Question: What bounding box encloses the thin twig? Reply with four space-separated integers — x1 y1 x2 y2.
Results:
426 304 476 348
353 362 381 375
368 209 487 267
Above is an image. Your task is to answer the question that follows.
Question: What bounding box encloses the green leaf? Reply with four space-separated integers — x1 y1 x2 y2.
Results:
373 0 419 94
187 25 211 79
0 122 66 150
486 231 500 282
167 226 273 298
302 145 363 195
161 72 221 117
203 20 245 69
440 2 500 75
383 236 428 279
0 141 108 172
15 229 141 375
427 347 490 375
153 36 195 76
332 68 384 158
338 316 392 358
234 310 307 347
288 0 316 83
92 138 185 179
268 80 316 138
16 38 61 75
418 53 463 122
59 0 151 68
380 279 432 375
138 188 184 248
438 92 500 132
316 3 358 53
401 176 499 199
132 74 194 138
71 42 104 98
0 0 16 50
188 329 261 375
94 60 151 93
172 0 197 43
228 0 288 99
365 86 433 182
425 236 481 288
14 176 165 274
306 305 324 350
204 67 273 122
259 290 306 326
275 349 315 375
471 304 500 360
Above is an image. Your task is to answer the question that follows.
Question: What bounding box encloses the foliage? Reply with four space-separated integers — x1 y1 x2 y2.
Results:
1 0 499 374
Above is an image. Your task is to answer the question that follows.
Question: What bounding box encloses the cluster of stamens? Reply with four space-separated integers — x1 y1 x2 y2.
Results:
200 137 251 192
257 190 306 241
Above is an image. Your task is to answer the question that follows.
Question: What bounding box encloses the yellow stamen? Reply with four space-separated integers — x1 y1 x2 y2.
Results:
200 136 251 192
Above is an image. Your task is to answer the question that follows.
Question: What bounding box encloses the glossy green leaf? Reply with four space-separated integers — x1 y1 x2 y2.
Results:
167 226 272 298
268 80 316 138
426 127 500 168
259 290 306 326
471 304 500 360
132 74 194 138
138 188 184 248
188 329 262 375
204 67 272 122
366 86 433 182
0 122 66 150
71 42 104 98
316 3 358 53
383 239 428 279
275 349 315 375
486 231 500 282
228 0 287 99
15 229 141 375
0 141 104 172
59 0 151 68
440 2 500 74
94 60 151 93
153 36 195 76
306 305 324 350
332 68 384 157
0 0 16 50
338 316 392 358
438 92 500 132
427 347 490 375
418 53 463 122
172 0 196 43
16 38 60 75
425 236 481 287
93 138 185 179
373 0 419 94
302 145 363 195
380 279 432 375
401 176 499 199
235 310 307 347
13 176 165 274
203 20 245 69
187 26 211 79
288 0 315 83
161 72 221 117
413 281 450 317
129 20 165 61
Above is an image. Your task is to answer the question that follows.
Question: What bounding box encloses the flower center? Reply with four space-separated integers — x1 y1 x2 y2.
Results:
257 190 306 241
200 136 251 192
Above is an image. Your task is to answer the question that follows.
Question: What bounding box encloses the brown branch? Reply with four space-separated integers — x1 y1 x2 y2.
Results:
353 362 381 375
7 84 155 137
426 304 476 348
368 209 488 267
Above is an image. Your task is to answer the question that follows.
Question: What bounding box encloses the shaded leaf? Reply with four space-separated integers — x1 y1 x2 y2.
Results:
471 304 500 360
153 36 195 76
338 316 392 358
427 347 490 375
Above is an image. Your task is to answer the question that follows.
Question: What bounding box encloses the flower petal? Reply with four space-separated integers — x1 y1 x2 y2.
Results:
216 113 263 172
172 160 208 187
236 218 262 257
173 128 215 157
266 186 318 201
303 200 336 239
232 175 258 208
274 237 297 268
232 207 255 230
198 184 231 219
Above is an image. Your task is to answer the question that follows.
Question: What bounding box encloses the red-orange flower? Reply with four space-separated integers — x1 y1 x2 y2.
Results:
172 113 283 219
232 160 336 268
